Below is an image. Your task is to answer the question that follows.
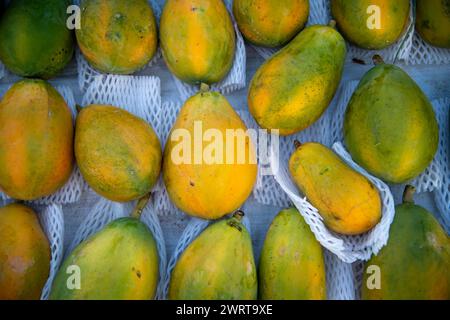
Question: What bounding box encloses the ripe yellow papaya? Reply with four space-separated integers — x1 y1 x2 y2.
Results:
160 0 235 85
248 25 346 136
331 0 410 50
75 105 162 202
0 79 74 200
289 142 382 235
163 89 257 220
259 208 326 300
169 211 257 300
416 0 450 48
76 0 158 74
362 186 450 300
344 60 439 184
233 0 309 47
0 203 51 300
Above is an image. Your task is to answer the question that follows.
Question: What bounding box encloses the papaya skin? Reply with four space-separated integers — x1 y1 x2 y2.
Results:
259 208 326 300
76 0 158 74
289 142 382 235
50 217 159 300
163 91 257 220
233 0 309 47
331 0 410 50
0 79 74 200
416 0 450 48
75 105 162 202
160 0 235 85
248 25 346 136
0 0 74 79
169 212 257 300
344 63 439 184
362 186 450 300
0 203 51 300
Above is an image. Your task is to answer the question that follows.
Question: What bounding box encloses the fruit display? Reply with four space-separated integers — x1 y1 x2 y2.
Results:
0 0 74 79
169 211 257 300
75 104 162 202
289 142 382 235
259 208 326 300
233 0 309 47
248 24 346 136
344 57 439 184
331 0 410 50
0 203 51 300
416 0 450 48
163 88 257 220
76 0 158 74
160 0 236 85
0 79 74 200
362 186 450 300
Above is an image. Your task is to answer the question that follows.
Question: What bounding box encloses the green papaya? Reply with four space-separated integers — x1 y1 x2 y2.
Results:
362 186 450 300
331 0 410 50
344 58 439 184
168 211 257 300
259 208 326 300
289 142 382 235
416 0 450 48
0 0 74 79
248 24 346 136
50 197 159 300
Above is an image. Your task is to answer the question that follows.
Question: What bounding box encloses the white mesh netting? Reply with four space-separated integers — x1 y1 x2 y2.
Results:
75 0 162 92
331 80 445 194
0 84 84 205
408 33 450 65
67 193 167 300
271 141 396 263
170 0 247 101
252 0 415 64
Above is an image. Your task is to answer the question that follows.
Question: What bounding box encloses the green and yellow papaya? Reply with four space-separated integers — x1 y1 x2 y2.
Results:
163 89 257 220
75 105 162 202
233 0 309 47
289 142 382 235
259 208 326 300
160 0 235 85
169 211 257 300
76 0 158 74
331 0 410 50
0 79 74 200
416 0 450 48
0 0 74 79
344 60 439 184
362 186 450 300
248 25 346 136
0 203 51 300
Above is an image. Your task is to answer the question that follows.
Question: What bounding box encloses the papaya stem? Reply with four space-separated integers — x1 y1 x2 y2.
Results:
372 55 385 65
294 140 302 149
233 210 245 221
131 193 151 219
76 104 83 113
200 83 210 93
329 20 337 29
402 185 416 204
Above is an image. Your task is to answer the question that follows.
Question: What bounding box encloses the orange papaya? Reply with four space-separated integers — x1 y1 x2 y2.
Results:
416 0 450 48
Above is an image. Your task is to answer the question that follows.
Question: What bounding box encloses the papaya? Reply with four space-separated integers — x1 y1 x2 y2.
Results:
0 79 74 200
163 88 257 220
416 0 450 48
233 0 309 47
259 208 326 300
160 0 235 85
248 24 346 136
289 142 382 235
362 186 450 300
344 59 439 184
50 196 159 300
0 0 74 79
76 0 158 74
331 0 410 50
169 211 257 300
0 203 51 300
75 105 162 202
